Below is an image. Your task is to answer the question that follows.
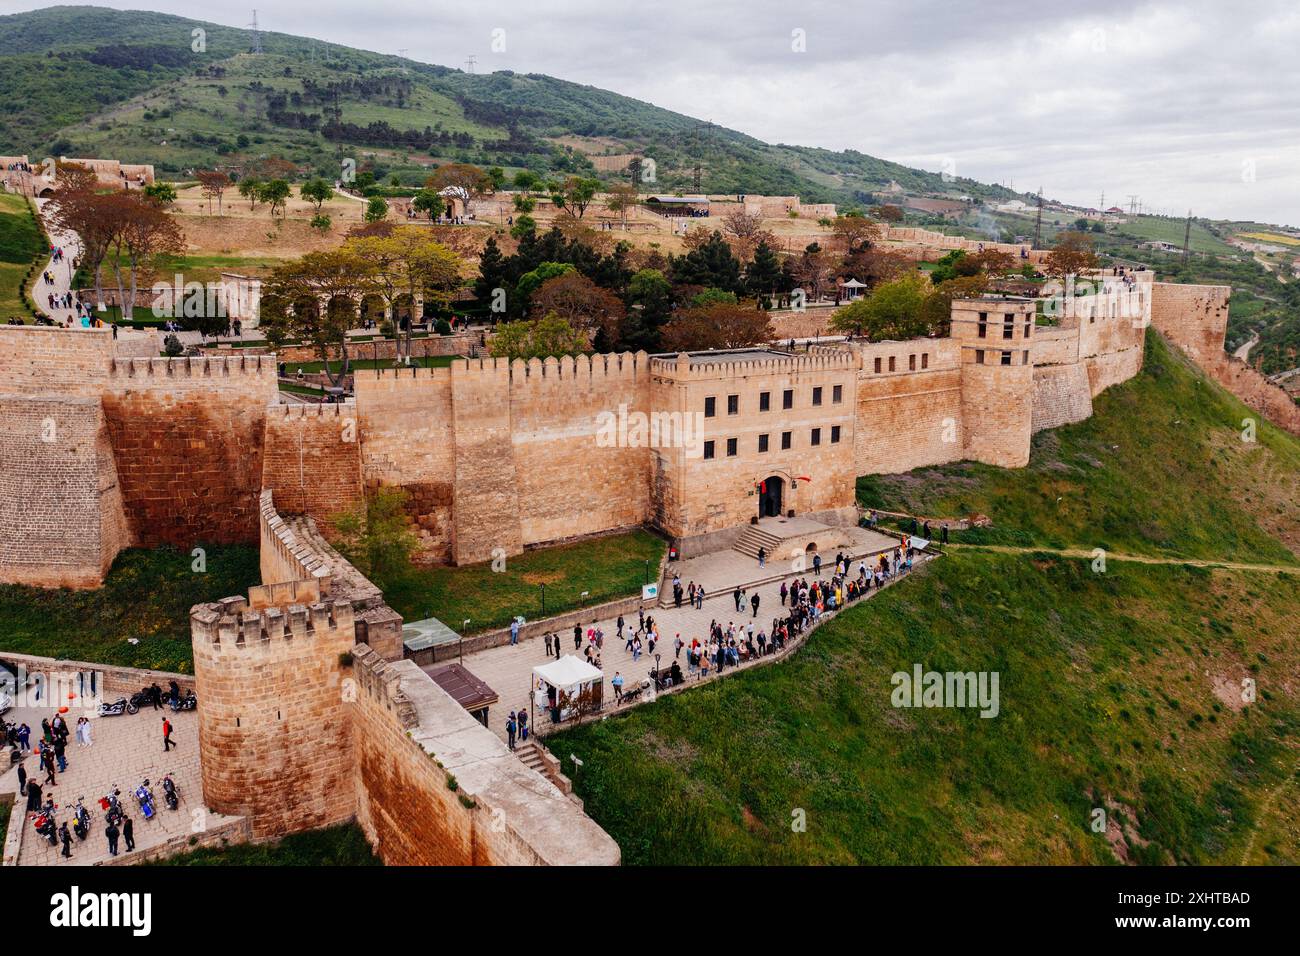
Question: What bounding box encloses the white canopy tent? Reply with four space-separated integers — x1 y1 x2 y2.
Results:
533 655 603 726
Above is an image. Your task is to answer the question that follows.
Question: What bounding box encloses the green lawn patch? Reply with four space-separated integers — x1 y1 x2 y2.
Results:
554 552 1300 864
378 529 665 634
149 823 379 866
0 545 259 672
858 330 1300 564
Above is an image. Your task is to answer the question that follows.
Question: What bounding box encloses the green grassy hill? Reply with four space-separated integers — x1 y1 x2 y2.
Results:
0 5 1022 207
554 331 1300 865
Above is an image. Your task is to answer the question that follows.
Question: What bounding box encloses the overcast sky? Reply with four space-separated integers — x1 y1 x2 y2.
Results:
8 0 1299 226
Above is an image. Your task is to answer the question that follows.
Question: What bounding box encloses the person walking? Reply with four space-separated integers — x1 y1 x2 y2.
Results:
554 635 561 661
757 546 766 568
60 822 73 859
751 592 761 618
15 759 26 797
122 815 135 852
40 746 56 787
611 671 624 702
162 716 175 752
105 820 120 857
733 587 743 612
573 624 582 651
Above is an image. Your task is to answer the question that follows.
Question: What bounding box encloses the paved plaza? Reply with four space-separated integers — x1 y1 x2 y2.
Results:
461 541 933 746
2 703 238 866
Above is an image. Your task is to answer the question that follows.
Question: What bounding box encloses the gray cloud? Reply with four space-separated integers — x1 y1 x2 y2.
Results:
6 0 1297 224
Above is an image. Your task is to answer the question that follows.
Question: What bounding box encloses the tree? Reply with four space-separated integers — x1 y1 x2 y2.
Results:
238 177 262 211
661 301 775 351
919 274 989 337
513 170 541 194
259 248 377 386
365 196 389 223
346 226 464 361
489 311 587 361
746 239 782 305
605 183 639 230
793 242 835 301
828 273 931 340
310 214 332 234
549 176 600 218
1045 231 1099 279
720 208 774 260
412 188 444 221
44 166 121 304
831 213 881 253
874 204 904 223
671 231 743 293
257 179 291 218
196 170 231 215
616 268 675 351
111 193 185 320
300 178 335 213
331 487 419 585
143 182 177 206
530 272 624 339
515 261 575 305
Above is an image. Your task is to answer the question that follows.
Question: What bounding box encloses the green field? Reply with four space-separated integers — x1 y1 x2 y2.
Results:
1112 215 1238 256
150 823 379 866
858 332 1300 564
0 545 259 672
553 329 1300 865
377 529 666 634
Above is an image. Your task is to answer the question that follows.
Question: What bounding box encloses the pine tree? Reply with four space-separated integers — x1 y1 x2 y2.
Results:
747 239 781 306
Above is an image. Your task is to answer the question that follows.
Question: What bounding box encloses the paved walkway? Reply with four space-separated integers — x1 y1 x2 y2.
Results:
2 702 237 866
461 547 931 745
31 198 81 325
662 525 899 605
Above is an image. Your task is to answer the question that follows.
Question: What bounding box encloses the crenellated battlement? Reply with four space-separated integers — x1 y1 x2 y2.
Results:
190 595 354 649
108 354 276 382
350 643 418 728
649 347 858 380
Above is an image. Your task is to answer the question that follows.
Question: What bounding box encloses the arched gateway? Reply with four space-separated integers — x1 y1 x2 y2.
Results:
758 475 784 518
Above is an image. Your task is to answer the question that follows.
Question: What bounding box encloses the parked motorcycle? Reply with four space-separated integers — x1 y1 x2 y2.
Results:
168 690 197 712
99 787 123 826
98 697 138 717
33 805 57 846
72 797 91 840
134 779 156 820
161 774 179 811
129 686 156 711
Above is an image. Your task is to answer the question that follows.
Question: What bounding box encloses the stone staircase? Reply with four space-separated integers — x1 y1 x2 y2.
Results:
733 523 784 559
515 739 547 776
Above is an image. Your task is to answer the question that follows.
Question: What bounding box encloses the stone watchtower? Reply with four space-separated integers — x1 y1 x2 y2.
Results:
190 582 357 840
951 297 1037 468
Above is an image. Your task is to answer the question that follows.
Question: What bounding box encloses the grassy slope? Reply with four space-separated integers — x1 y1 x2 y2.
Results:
149 823 379 865
0 191 44 318
858 332 1300 563
556 553 1300 865
0 545 258 672
0 7 1017 206
379 529 666 634
554 332 1300 865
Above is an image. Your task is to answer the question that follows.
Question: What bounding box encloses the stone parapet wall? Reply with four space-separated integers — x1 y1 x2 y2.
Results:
349 644 620 865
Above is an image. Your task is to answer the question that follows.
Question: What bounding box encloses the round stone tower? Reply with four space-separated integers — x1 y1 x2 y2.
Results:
190 591 356 840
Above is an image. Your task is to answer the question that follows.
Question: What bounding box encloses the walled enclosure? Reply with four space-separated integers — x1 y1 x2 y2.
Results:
2 272 1248 591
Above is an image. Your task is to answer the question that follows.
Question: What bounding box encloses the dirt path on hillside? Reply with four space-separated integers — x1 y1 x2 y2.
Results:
945 543 1300 574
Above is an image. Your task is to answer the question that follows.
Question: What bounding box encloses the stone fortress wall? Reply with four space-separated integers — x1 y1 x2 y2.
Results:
0 272 1248 590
